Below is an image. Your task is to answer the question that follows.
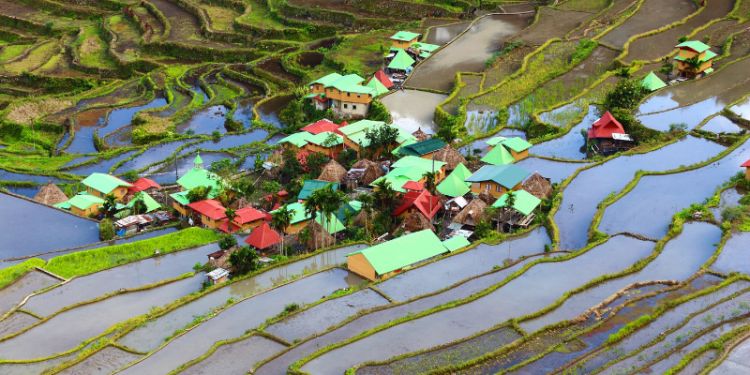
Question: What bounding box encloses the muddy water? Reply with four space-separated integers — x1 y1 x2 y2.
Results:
522 222 721 332
265 289 389 343
23 243 217 318
118 244 365 352
179 105 228 134
378 228 550 302
702 115 744 134
555 136 724 250
180 335 285 375
425 21 471 45
381 90 447 134
730 97 750 120
257 95 292 128
709 337 750 374
58 346 141 375
599 0 696 48
147 152 233 185
99 98 168 137
0 270 59 315
301 236 654 374
119 269 363 375
0 193 100 260
66 150 138 176
408 14 533 91
574 280 750 373
599 139 750 239
0 312 37 338
0 275 203 360
532 105 596 160
298 51 324 68
712 232 750 275
0 170 74 185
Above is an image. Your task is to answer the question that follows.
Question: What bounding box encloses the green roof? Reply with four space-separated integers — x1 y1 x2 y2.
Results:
315 213 345 234
442 236 471 252
340 119 386 136
54 201 71 210
391 155 446 171
298 180 339 200
371 167 426 193
310 73 343 86
366 77 389 97
437 164 472 197
341 120 415 148
388 49 416 71
481 143 515 165
485 136 506 146
466 164 530 189
674 49 717 63
675 40 711 53
390 31 420 42
413 42 439 53
127 192 160 213
491 190 541 216
279 132 313 147
177 167 222 196
66 193 104 210
398 138 447 157
501 137 532 153
307 131 343 147
347 229 446 275
641 72 667 91
170 191 190 206
81 173 131 195
194 154 203 165
272 202 312 224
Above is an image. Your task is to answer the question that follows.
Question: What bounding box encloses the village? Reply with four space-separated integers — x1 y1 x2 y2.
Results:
2 0 750 374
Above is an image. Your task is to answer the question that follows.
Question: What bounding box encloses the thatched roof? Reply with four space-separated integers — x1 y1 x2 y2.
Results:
452 198 488 226
400 211 435 232
412 128 430 142
433 145 467 171
348 159 383 186
318 159 347 183
477 191 497 206
523 173 553 199
34 183 68 206
352 209 375 229
304 221 336 250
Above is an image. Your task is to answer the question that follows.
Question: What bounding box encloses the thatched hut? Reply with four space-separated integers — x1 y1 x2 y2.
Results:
305 221 336 250
318 159 347 183
477 191 497 206
34 183 68 206
346 159 383 188
433 145 467 171
400 211 435 232
452 198 488 227
412 128 430 142
523 173 553 199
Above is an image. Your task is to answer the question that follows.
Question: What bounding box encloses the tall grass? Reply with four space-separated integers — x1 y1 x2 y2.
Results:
44 227 220 278
0 258 46 290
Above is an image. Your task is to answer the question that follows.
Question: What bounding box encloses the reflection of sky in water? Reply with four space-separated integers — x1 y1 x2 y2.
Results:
638 97 725 131
701 116 743 134
180 105 228 135
532 105 596 160
382 90 446 134
730 97 750 120
638 91 679 114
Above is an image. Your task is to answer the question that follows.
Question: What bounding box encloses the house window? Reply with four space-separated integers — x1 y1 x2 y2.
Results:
353 105 357 110
496 184 502 192
344 103 348 109
483 183 489 192
347 92 351 97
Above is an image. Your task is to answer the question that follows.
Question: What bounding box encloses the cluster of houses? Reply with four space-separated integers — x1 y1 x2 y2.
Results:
638 39 717 96
384 31 439 85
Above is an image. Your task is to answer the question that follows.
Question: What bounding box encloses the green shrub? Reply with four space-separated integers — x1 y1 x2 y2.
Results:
218 234 237 250
604 78 648 111
0 258 46 289
99 218 115 241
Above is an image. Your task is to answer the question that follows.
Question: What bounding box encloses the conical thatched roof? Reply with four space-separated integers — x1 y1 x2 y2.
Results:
433 145 467 171
352 209 375 228
412 128 430 142
34 182 68 206
318 159 347 183
400 211 435 232
523 173 553 199
452 198 488 226
349 159 383 186
305 221 336 250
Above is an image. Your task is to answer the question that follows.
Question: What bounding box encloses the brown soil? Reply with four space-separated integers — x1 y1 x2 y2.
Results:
7 99 72 125
149 0 235 48
297 51 323 67
623 0 736 63
517 7 595 45
76 108 109 127
599 0 698 49
258 58 301 83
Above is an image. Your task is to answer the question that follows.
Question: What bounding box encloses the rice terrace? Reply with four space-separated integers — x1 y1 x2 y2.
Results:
2 0 750 374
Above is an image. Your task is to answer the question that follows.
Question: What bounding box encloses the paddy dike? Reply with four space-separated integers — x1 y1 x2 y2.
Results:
599 0 697 49
180 335 286 374
0 270 60 316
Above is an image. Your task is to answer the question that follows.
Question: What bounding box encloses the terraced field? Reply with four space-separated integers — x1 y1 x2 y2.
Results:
1 0 750 374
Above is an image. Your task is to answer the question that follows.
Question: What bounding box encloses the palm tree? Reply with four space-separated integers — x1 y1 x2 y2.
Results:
304 193 322 250
132 198 147 215
422 171 437 195
373 180 398 213
358 193 374 238
499 190 517 231
319 186 345 245
271 206 292 256
225 208 236 231
101 194 117 218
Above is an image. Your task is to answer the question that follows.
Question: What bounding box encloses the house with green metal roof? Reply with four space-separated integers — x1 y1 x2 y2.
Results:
366 77 389 97
466 164 530 198
278 132 314 148
315 212 345 234
482 136 532 164
340 120 416 155
371 156 447 193
56 193 105 217
412 42 440 59
398 138 447 157
298 180 339 201
81 173 132 201
390 31 421 49
641 72 667 91
492 189 541 216
481 143 516 165
442 235 471 252
674 40 717 78
124 192 161 215
307 72 376 119
437 163 472 197
170 154 223 216
271 202 312 234
387 49 416 73
346 229 447 280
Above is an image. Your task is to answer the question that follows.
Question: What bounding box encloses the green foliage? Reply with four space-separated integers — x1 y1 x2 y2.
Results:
571 39 597 62
99 218 115 241
218 234 238 250
305 152 329 178
224 117 243 132
609 107 662 144
604 78 648 111
187 186 211 202
485 41 524 68
229 246 260 275
121 170 139 182
280 148 303 184
336 148 358 169
44 228 221 278
279 96 308 133
365 124 400 157
367 99 392 123
0 258 46 290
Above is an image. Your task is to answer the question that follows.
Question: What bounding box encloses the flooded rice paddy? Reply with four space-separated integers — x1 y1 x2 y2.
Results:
710 336 750 374
702 115 745 134
57 346 141 375
180 335 285 375
381 90 447 134
599 0 696 49
0 270 60 316
712 232 750 275
531 105 597 160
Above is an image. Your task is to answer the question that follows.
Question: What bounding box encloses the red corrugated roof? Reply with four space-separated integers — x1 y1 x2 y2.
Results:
302 119 344 135
188 199 227 221
233 207 266 225
588 111 626 139
393 190 441 220
128 177 161 193
402 180 425 192
245 222 281 250
742 159 750 167
375 70 394 89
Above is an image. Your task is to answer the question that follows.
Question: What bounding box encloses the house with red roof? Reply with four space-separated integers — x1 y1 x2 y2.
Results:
374 70 394 89
402 180 425 193
588 111 634 155
742 158 750 180
127 177 161 195
188 199 227 230
245 222 282 253
219 206 268 233
393 189 441 221
301 119 347 135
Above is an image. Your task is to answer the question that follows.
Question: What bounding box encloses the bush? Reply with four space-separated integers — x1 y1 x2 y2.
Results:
604 78 648 111
99 218 115 241
218 234 237 250
229 246 259 275
367 99 392 123
224 117 243 132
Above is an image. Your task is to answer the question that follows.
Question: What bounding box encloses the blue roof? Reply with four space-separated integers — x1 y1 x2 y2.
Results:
465 165 530 189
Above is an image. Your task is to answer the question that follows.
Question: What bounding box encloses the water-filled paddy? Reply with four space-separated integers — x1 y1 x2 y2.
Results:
702 115 744 134
57 346 141 375
598 0 696 48
531 105 597 160
712 232 750 275
381 90 447 134
710 337 750 374
180 335 285 375
0 270 59 316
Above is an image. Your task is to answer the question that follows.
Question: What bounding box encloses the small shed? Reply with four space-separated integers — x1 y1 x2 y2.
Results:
452 198 488 227
318 159 348 183
34 183 68 206
346 159 383 187
207 268 229 285
742 159 750 180
522 173 553 199
433 145 468 171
